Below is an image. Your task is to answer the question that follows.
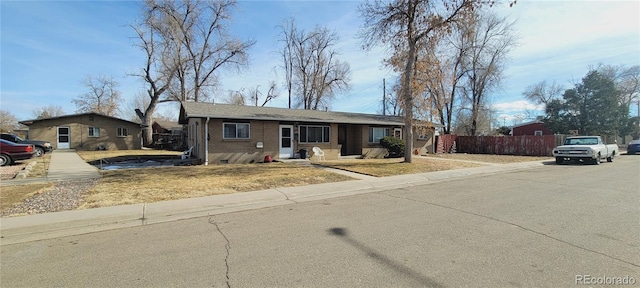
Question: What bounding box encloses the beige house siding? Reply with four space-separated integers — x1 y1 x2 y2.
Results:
185 118 438 164
361 125 437 158
361 125 403 158
179 102 439 164
187 120 344 164
297 123 340 160
414 130 437 155
26 114 141 150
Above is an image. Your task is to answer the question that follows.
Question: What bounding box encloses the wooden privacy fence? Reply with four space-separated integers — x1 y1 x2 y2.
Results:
437 135 564 156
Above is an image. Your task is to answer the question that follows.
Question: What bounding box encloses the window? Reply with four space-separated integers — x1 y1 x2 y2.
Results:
369 127 390 143
534 130 543 136
299 125 330 143
417 127 430 140
223 123 250 139
117 127 128 137
88 127 100 137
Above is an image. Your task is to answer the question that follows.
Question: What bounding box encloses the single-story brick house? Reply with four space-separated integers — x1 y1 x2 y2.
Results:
20 112 142 150
510 120 553 136
179 102 439 164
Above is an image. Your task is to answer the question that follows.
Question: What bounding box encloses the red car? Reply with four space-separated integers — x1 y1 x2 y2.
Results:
0 139 36 166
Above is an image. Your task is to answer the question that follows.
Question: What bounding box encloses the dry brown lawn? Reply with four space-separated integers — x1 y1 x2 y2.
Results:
80 163 352 209
2 150 552 212
422 153 552 164
315 154 551 177
315 157 482 177
0 183 54 211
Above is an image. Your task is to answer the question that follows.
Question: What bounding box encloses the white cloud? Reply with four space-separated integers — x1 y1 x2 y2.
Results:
492 100 543 112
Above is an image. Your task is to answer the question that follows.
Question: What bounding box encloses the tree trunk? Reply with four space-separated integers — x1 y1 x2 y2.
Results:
403 41 416 163
141 115 154 147
141 100 157 147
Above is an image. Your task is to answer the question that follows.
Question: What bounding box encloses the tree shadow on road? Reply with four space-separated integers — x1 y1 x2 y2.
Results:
327 227 443 288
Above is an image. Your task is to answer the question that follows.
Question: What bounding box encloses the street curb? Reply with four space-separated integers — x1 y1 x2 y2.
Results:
0 160 550 245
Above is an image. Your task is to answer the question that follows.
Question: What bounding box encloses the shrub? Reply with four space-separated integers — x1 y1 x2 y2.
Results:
380 136 405 158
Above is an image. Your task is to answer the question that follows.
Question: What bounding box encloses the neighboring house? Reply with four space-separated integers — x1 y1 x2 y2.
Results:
510 120 553 136
152 120 185 150
20 112 142 150
179 102 439 164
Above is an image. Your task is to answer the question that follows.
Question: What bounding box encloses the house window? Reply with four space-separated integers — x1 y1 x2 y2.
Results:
534 130 543 136
417 127 430 140
88 127 100 137
117 127 129 137
369 127 390 143
223 123 250 139
299 125 330 143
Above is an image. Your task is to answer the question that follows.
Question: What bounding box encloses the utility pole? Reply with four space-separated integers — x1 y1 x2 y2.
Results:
382 78 386 115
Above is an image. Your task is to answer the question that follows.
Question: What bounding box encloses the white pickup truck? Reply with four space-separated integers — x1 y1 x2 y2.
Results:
553 136 618 165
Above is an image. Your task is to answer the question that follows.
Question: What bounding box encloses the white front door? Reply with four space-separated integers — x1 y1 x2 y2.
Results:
57 126 70 149
279 125 294 159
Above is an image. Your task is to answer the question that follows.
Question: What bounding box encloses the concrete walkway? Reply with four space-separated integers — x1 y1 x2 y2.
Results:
46 149 101 180
0 149 101 187
0 159 553 245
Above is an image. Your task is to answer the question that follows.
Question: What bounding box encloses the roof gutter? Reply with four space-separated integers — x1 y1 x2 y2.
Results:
204 117 210 166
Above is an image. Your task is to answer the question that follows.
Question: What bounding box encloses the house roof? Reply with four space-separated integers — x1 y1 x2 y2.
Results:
179 102 405 126
510 120 545 129
19 112 141 126
153 120 181 129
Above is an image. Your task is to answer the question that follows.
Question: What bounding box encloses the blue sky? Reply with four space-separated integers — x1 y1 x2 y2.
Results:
1 0 639 126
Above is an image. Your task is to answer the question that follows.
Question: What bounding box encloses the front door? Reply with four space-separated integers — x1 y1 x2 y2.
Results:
279 125 294 159
57 126 70 149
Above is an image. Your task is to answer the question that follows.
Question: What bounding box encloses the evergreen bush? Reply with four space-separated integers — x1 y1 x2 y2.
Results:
380 136 405 158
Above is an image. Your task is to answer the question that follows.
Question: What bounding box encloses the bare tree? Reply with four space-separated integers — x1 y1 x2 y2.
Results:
224 90 246 105
123 92 152 122
146 0 254 102
278 18 296 109
419 33 468 134
249 82 279 107
359 0 477 162
130 19 178 146
31 105 66 119
72 75 123 117
279 20 351 110
461 11 516 136
0 110 20 132
381 80 404 116
522 80 564 106
453 103 494 135
597 64 640 109
130 0 253 145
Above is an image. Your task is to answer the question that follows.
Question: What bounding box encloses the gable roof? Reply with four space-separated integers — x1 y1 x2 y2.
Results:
19 112 141 126
180 102 404 126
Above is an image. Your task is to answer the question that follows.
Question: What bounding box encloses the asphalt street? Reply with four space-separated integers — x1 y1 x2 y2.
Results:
2 155 639 287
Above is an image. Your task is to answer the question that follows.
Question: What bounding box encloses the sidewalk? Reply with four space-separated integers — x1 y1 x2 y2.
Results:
0 159 550 245
0 149 101 187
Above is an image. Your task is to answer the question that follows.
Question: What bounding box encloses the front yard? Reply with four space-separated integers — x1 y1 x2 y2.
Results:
1 150 551 216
